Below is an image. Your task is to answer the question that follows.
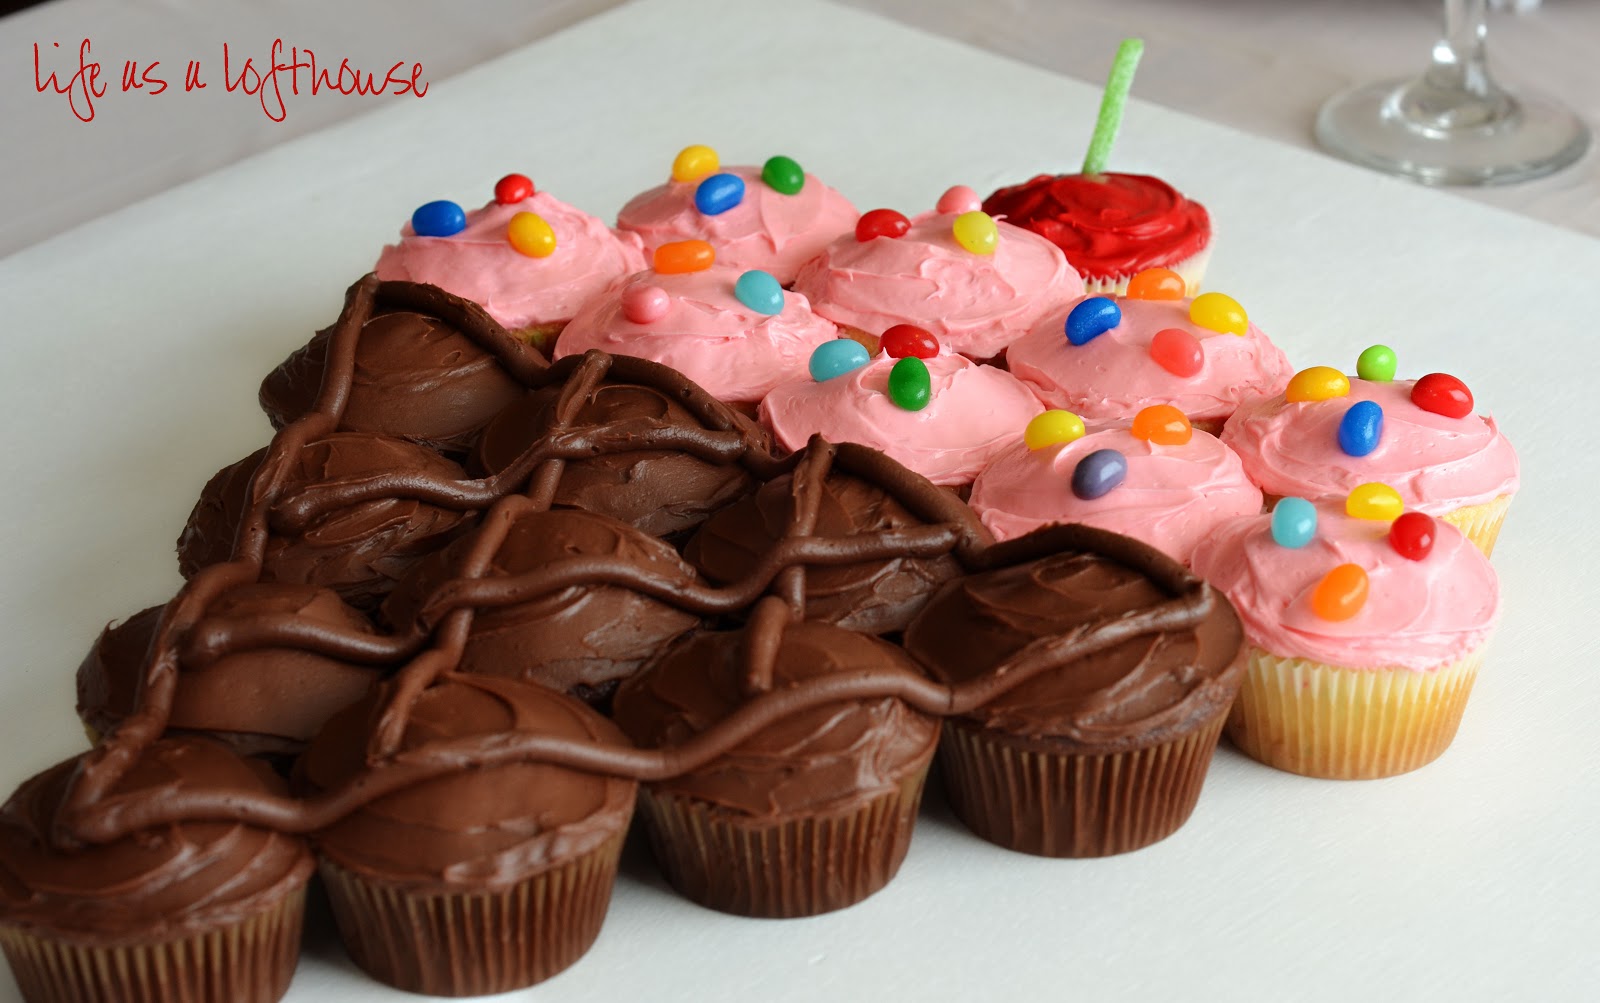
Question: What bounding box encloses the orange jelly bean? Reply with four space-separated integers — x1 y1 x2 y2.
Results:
1285 366 1350 403
1311 563 1369 621
653 239 715 274
1125 267 1186 300
1130 404 1192 445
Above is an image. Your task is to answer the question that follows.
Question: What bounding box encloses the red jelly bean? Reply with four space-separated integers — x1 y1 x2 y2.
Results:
880 324 939 359
494 173 534 204
1411 373 1473 418
1149 327 1203 377
856 208 911 242
1389 511 1437 561
1126 267 1186 301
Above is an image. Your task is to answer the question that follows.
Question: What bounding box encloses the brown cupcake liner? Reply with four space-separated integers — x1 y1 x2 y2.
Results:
1227 646 1482 780
939 711 1229 857
638 762 932 918
1441 494 1512 558
317 828 625 997
0 886 306 1003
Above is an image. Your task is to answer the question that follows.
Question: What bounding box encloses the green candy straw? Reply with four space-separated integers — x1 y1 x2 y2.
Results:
1081 38 1145 177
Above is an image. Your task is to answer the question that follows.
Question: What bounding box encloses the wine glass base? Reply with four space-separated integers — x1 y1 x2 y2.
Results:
1316 77 1591 186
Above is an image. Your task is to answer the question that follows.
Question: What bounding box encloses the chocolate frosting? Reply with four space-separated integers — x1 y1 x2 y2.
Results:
300 674 634 891
0 737 312 940
612 619 939 816
382 509 702 702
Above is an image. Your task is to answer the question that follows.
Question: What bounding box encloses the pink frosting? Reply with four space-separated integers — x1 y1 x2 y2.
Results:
790 211 1084 360
374 191 647 331
616 165 859 285
970 426 1263 561
1190 501 1498 671
553 265 838 404
1006 295 1292 425
758 352 1043 485
1221 377 1519 513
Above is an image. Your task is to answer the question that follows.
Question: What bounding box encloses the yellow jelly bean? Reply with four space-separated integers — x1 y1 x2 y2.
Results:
1346 482 1404 521
952 210 998 255
672 144 719 183
1311 563 1368 621
1189 292 1248 335
1285 366 1351 403
1024 410 1086 450
506 212 557 258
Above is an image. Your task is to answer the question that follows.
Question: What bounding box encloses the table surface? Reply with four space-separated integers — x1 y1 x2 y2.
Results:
2 0 1597 1001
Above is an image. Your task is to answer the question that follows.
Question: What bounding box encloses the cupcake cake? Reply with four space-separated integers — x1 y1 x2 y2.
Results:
969 406 1263 561
1190 494 1499 779
1221 351 1518 555
616 147 859 284
791 186 1084 360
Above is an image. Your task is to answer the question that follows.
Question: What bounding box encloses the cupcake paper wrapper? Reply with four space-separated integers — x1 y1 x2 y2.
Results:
1441 494 1512 558
317 829 625 998
638 764 932 919
0 887 306 1003
1078 246 1212 299
1227 646 1484 780
938 712 1228 858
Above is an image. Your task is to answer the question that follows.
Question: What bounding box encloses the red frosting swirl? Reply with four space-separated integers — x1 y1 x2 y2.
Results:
982 173 1210 280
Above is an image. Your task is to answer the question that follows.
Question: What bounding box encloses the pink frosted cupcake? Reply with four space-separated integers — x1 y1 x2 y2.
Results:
1005 275 1291 433
1220 351 1518 555
374 173 647 349
616 147 858 284
758 326 1043 486
791 186 1084 361
970 406 1262 561
553 257 838 406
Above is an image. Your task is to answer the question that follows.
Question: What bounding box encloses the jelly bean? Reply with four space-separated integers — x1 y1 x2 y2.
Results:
1389 511 1436 561
762 155 805 195
695 172 745 215
1311 563 1368 621
411 200 466 237
1357 344 1397 383
1125 267 1186 301
1131 404 1193 445
734 269 785 315
1411 373 1474 418
809 339 870 381
672 144 719 183
856 208 911 242
494 173 534 205
1149 327 1203 377
880 324 939 359
1337 400 1384 457
937 185 981 214
1071 448 1128 500
506 212 557 258
653 239 715 274
621 284 671 324
1064 297 1121 346
1025 410 1086 450
1285 366 1350 403
1270 497 1318 548
1189 292 1248 336
888 356 933 411
952 210 998 255
1346 482 1403 521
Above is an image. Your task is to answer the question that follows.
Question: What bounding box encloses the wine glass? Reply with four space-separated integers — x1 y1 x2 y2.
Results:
1315 0 1589 185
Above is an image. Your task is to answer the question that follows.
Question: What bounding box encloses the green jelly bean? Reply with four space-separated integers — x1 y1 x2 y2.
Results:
888 357 932 411
1357 344 1397 382
762 155 805 195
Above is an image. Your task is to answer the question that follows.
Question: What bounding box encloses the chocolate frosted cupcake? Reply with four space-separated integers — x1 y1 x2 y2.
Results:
300 674 635 996
903 526 1244 857
0 738 314 1003
612 609 939 917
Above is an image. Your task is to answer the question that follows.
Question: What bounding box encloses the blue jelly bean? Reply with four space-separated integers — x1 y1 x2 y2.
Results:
1064 297 1122 346
1271 497 1318 548
809 339 870 381
411 200 467 237
734 269 784 315
1338 400 1384 457
1071 448 1127 500
695 172 745 215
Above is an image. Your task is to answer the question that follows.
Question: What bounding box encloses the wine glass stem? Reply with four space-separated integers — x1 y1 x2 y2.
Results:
1427 0 1491 96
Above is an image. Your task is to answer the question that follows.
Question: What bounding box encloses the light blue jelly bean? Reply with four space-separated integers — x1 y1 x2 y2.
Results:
1338 400 1384 457
809 339 870 382
1071 448 1127 500
1065 297 1122 346
1271 497 1318 548
734 270 784 315
411 200 467 237
695 172 745 215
